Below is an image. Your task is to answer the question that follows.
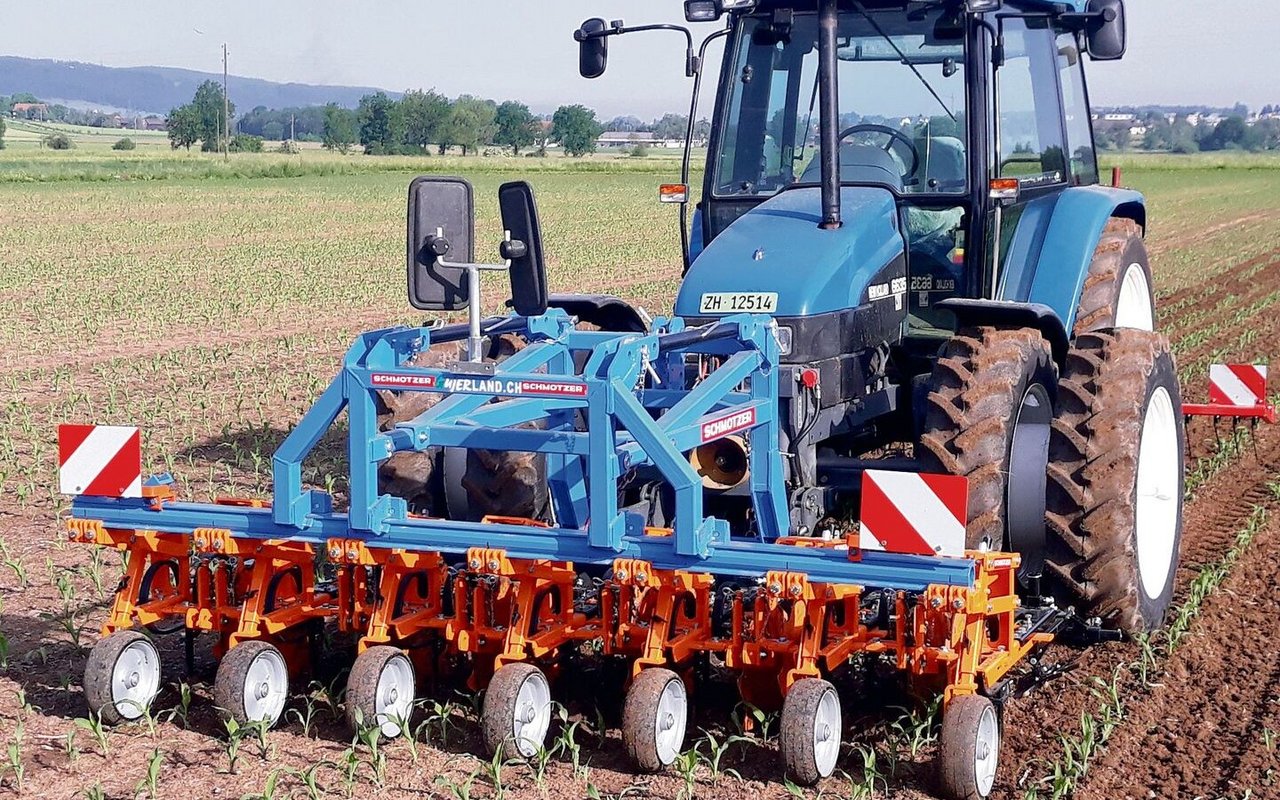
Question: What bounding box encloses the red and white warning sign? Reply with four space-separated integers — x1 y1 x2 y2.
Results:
58 425 142 498
859 469 968 558
1208 364 1268 408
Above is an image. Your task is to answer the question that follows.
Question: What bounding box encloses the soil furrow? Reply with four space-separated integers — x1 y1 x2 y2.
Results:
1073 505 1280 800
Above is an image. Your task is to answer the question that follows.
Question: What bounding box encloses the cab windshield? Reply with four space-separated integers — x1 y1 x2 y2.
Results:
714 6 968 199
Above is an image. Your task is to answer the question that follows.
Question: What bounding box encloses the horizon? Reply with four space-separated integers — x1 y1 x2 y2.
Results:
0 1 1276 119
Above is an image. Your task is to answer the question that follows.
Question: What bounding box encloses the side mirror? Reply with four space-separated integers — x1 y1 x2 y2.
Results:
406 176 473 311
1085 0 1126 60
498 181 548 317
575 18 609 79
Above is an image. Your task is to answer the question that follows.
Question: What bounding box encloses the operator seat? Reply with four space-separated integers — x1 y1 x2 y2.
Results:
799 144 904 192
918 135 966 192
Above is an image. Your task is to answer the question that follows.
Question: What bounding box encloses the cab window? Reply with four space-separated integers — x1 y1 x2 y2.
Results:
1056 31 1100 185
996 17 1067 186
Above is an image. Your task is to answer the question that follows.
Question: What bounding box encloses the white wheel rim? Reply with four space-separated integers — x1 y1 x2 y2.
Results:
974 705 1000 795
241 647 289 724
110 640 161 720
1115 263 1155 331
1135 385 1180 600
375 655 415 738
812 688 841 778
653 676 688 766
510 670 551 758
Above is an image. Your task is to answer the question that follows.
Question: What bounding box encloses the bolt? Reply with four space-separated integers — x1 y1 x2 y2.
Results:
768 582 782 595
347 548 358 561
789 584 803 598
67 529 77 541
329 546 342 559
487 560 500 572
417 432 428 443
635 571 647 583
213 539 224 552
469 558 481 570
930 597 943 609
617 569 629 582
952 598 964 610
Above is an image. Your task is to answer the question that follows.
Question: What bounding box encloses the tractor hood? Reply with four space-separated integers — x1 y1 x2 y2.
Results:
675 187 905 318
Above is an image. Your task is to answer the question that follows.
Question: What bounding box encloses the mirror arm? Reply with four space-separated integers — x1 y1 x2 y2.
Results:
1057 9 1113 31
679 26 732 275
437 230 518 362
581 22 699 77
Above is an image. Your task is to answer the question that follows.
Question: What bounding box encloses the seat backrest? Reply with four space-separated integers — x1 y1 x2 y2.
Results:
799 144 903 192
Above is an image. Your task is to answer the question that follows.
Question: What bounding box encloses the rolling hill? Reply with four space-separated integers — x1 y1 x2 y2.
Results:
0 56 396 115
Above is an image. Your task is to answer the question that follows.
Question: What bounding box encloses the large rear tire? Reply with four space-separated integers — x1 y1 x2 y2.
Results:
1044 330 1185 633
1074 218 1155 335
919 327 1057 556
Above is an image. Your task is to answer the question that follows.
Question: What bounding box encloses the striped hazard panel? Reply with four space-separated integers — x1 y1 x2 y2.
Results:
1208 364 1268 408
859 469 969 558
58 425 142 498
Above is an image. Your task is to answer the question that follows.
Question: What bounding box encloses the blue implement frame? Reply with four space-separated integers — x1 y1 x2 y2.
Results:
70 308 975 592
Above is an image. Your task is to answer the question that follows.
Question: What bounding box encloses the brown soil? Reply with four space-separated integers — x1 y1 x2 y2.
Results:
4 222 1280 800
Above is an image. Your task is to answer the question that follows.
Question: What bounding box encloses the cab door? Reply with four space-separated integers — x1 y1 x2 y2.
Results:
987 16 1072 303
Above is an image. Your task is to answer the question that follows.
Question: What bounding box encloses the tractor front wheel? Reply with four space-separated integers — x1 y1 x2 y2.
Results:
1074 218 1155 334
1044 330 1185 633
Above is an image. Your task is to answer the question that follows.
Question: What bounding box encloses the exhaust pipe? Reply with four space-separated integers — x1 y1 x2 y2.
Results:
690 436 750 490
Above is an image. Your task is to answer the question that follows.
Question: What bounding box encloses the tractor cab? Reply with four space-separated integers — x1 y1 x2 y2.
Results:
579 0 1126 340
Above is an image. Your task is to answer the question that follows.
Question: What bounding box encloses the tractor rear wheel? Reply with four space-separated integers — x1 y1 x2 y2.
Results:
1074 218 1155 335
919 327 1057 557
377 335 549 521
1044 330 1184 633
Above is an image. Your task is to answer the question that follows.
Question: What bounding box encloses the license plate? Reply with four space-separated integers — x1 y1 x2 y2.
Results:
698 292 779 314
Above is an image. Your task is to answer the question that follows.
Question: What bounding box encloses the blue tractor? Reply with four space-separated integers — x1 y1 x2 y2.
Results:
565 0 1182 638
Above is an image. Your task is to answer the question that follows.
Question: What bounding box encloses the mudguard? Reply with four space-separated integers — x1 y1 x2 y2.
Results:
545 293 648 332
1011 185 1145 333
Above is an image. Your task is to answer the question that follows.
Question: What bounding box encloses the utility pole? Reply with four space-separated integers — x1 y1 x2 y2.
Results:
222 43 230 161
291 113 295 143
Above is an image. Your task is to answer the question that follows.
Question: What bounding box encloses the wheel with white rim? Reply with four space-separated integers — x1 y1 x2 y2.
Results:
84 630 162 725
214 640 290 727
937 694 1001 800
481 663 552 759
780 677 842 786
1074 218 1156 334
346 646 416 739
623 668 688 772
1044 330 1185 633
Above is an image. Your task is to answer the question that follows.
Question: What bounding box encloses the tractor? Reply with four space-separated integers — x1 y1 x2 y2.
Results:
65 1 1186 798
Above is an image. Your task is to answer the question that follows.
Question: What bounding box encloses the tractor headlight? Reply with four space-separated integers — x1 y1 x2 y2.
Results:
965 0 1002 12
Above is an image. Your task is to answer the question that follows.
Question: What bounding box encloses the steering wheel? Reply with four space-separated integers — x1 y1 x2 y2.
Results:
838 123 921 181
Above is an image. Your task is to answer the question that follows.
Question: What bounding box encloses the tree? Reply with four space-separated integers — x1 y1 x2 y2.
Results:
1201 116 1258 151
112 137 136 151
322 104 358 154
167 105 200 151
190 80 234 152
357 91 399 154
652 113 688 141
443 95 497 156
399 89 451 152
0 115 5 150
494 101 537 155
551 104 604 157
606 115 644 132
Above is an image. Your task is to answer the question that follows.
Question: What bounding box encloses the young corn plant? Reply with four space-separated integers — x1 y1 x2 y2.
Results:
134 748 163 800
434 768 482 800
4 721 23 793
696 729 746 784
74 710 110 756
673 745 701 800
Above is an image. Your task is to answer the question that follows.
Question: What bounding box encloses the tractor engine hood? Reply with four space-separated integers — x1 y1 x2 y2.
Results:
675 186 906 318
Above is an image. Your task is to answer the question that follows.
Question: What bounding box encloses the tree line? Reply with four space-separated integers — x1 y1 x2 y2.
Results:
1094 111 1280 154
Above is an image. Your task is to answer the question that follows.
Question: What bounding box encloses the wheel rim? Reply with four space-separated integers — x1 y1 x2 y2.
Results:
241 646 289 724
974 704 1000 795
1006 383 1053 568
1115 263 1155 331
1135 385 1180 600
510 670 551 758
110 639 161 720
653 676 688 766
375 655 415 738
140 561 184 635
811 687 841 778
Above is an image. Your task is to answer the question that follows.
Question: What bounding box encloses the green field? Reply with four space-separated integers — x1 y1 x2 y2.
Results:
1 146 1279 800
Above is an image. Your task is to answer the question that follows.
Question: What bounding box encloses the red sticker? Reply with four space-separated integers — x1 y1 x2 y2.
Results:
370 373 439 389
700 408 757 443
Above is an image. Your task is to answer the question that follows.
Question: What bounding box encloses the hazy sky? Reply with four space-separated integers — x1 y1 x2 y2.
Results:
0 1 1273 118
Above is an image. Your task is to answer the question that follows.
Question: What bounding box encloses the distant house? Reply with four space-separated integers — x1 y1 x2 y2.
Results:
10 102 49 119
596 131 683 149
1102 112 1135 122
142 115 166 131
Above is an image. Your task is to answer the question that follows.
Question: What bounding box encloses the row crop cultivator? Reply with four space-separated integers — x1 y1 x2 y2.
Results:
60 1 1229 797
65 306 1046 788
